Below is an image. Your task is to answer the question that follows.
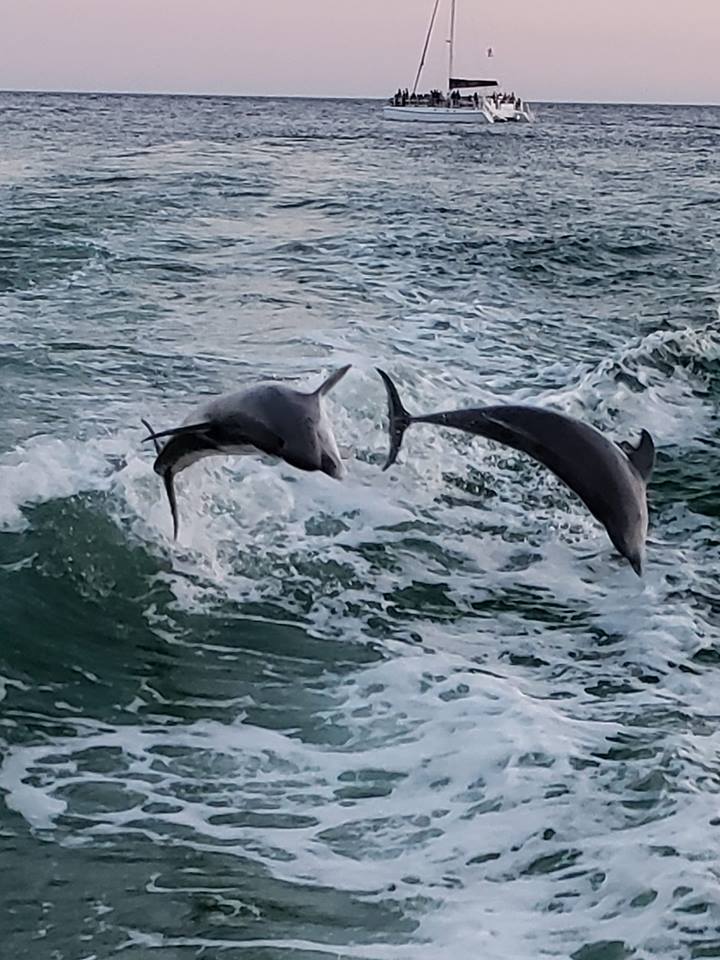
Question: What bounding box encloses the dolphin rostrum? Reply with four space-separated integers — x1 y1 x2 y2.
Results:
142 365 351 539
377 369 655 575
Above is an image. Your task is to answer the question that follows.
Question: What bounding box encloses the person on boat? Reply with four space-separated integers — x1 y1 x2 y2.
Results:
473 92 479 107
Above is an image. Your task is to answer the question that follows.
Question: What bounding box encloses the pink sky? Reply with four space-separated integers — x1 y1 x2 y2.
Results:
1 0 718 103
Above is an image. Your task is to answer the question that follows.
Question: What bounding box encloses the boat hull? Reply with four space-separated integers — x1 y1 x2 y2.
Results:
483 102 533 124
382 105 491 124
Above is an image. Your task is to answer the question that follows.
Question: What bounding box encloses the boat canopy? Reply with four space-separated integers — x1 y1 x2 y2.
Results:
449 77 498 89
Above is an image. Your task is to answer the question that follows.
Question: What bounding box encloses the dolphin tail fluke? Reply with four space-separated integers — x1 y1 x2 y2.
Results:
376 368 413 471
141 421 214 444
141 419 161 454
314 364 352 397
141 420 181 538
163 470 180 540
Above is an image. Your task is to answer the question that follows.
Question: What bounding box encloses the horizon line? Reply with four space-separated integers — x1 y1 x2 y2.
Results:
1 86 719 108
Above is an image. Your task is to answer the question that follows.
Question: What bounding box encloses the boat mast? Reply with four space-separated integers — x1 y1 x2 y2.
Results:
412 0 442 96
447 0 456 91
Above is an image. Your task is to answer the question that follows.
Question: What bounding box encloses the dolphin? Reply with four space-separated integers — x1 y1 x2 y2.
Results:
142 365 351 539
376 369 655 575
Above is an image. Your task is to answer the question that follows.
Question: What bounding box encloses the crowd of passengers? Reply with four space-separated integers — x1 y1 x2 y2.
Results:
389 88 522 109
489 91 522 107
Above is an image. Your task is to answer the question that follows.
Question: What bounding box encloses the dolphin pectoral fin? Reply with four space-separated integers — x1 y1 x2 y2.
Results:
313 363 352 397
142 421 214 444
163 470 180 540
625 429 655 483
376 369 414 471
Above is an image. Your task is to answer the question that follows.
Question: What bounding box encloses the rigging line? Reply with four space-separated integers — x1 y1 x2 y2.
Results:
411 0 442 96
448 0 456 88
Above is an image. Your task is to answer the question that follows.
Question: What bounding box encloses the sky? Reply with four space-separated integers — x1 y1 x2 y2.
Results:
1 0 718 104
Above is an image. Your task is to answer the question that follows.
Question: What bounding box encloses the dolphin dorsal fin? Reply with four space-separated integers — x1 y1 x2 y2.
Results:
313 364 351 397
626 429 655 482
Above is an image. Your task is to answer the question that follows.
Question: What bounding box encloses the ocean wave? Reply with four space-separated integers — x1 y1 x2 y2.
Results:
3 94 720 960
2 646 719 959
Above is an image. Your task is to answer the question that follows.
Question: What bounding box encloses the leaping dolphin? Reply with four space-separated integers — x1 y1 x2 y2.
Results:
377 369 655 575
142 365 351 539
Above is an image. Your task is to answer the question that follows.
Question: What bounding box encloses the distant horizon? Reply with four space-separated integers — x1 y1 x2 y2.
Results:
1 1 718 107
1 87 719 109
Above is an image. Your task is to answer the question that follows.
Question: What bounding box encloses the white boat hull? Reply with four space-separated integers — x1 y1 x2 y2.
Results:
382 105 491 124
383 102 533 125
482 101 533 124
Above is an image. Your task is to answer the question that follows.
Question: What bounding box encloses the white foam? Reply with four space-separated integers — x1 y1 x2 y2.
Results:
3 637 718 957
0 434 112 531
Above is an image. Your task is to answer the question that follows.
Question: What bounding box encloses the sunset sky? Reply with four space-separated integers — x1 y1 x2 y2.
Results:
1 0 718 104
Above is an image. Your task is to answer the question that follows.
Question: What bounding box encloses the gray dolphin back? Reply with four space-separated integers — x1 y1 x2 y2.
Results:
377 368 654 574
426 405 648 544
142 364 351 539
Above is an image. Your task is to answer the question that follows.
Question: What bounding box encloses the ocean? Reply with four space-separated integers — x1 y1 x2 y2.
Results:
0 91 719 960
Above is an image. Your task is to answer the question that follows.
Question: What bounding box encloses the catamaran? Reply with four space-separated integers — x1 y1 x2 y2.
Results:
382 0 532 124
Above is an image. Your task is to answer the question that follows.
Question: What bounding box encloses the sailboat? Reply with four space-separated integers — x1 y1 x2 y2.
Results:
382 0 532 124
